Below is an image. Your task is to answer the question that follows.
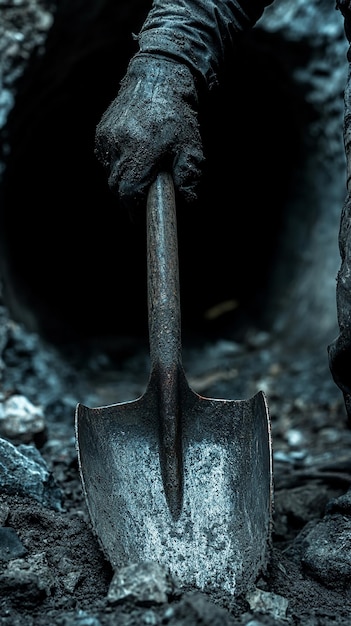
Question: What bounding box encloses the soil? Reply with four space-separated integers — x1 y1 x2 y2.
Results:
0 297 351 626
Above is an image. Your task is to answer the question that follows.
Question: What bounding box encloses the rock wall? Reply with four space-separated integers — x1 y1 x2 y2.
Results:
0 0 348 352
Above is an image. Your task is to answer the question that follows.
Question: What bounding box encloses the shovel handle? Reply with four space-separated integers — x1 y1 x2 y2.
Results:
147 172 182 370
147 172 184 519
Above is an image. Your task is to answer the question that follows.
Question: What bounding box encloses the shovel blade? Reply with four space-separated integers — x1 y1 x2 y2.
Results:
76 381 272 597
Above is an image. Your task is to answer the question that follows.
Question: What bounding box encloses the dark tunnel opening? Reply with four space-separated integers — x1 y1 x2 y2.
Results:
0 6 313 350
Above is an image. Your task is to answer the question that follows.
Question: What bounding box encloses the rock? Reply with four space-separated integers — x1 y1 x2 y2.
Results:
162 591 240 625
0 526 26 561
299 515 351 588
0 551 55 603
107 561 180 606
0 437 62 510
246 588 289 620
0 394 46 443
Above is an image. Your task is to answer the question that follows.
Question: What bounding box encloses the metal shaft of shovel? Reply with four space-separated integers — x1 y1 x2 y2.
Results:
146 172 184 520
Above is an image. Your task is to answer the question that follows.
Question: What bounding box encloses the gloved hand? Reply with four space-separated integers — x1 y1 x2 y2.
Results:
95 0 274 209
94 54 205 210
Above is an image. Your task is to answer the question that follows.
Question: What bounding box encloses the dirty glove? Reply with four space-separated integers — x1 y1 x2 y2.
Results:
95 54 204 209
95 0 274 208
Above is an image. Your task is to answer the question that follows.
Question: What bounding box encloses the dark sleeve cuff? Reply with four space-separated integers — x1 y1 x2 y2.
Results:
137 0 274 89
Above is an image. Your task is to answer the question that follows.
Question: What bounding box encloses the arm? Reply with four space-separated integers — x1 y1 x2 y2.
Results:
95 0 273 210
328 1 351 420
137 0 273 89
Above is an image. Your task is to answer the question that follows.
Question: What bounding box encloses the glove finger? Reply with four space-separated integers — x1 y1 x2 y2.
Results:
94 122 120 171
173 146 205 204
109 152 159 210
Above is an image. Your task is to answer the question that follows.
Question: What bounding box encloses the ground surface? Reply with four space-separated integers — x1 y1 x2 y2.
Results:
0 298 351 625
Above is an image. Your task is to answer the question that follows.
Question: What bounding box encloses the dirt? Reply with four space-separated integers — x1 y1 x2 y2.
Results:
0 297 351 626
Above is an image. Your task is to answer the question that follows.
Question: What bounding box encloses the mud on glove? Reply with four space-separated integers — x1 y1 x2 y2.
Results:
95 0 273 208
95 54 204 210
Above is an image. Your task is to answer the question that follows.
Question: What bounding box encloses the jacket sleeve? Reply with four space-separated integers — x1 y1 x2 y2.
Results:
337 0 351 42
137 0 274 90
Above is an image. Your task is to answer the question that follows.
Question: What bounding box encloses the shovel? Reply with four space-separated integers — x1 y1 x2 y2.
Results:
75 172 273 596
